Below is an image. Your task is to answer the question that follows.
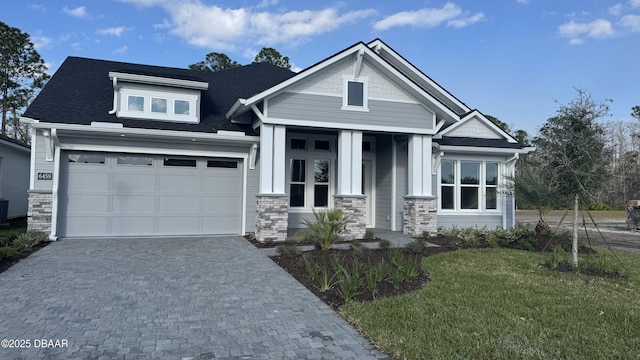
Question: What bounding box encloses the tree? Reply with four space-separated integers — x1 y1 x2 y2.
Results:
485 114 511 133
632 105 640 120
533 88 611 266
514 129 530 145
189 47 291 72
253 47 291 70
0 21 49 137
188 52 240 72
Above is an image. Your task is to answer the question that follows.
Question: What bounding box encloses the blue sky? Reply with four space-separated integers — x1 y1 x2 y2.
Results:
2 0 639 135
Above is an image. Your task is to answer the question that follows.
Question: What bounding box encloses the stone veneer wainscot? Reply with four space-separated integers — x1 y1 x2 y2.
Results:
27 190 53 234
403 195 437 237
334 194 367 241
255 194 289 242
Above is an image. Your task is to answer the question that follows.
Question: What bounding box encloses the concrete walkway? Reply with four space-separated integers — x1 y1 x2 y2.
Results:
0 237 389 360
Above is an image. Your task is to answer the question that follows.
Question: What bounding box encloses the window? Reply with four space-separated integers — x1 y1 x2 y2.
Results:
117 156 153 166
163 158 196 167
441 160 455 209
127 96 144 112
68 154 106 164
290 139 307 150
347 81 364 107
174 100 190 115
314 160 330 207
486 163 498 209
290 159 306 207
207 160 237 168
440 160 499 211
314 140 330 151
151 98 167 113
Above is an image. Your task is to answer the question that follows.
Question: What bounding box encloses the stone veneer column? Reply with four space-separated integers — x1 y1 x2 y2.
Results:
334 194 366 240
255 194 289 242
28 190 53 234
403 195 438 237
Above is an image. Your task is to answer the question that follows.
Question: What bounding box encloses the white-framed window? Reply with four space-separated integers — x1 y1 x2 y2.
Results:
287 134 336 210
342 76 368 111
117 83 200 123
439 160 500 211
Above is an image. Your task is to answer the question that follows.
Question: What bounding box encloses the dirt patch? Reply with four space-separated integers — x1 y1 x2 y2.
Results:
541 262 628 280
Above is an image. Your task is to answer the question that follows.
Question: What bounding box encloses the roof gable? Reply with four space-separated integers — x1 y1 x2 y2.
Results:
435 110 518 143
227 41 459 123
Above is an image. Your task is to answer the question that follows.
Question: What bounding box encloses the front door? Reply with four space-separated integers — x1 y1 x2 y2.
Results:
362 160 374 227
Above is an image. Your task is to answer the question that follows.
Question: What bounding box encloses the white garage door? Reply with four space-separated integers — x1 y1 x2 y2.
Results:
59 152 243 237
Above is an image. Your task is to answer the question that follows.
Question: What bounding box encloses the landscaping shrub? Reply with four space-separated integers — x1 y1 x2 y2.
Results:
350 241 368 259
10 232 48 253
302 254 321 281
302 209 350 250
364 229 376 241
405 239 425 254
544 246 571 270
365 266 380 299
581 253 620 275
0 246 18 259
389 267 405 290
318 268 337 292
275 245 301 258
335 264 361 303
378 239 391 250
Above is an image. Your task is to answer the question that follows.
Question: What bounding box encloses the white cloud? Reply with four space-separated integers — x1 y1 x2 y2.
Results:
374 3 461 30
63 6 89 18
630 0 640 7
447 12 485 28
558 19 616 43
113 45 129 54
609 4 623 16
119 0 376 50
569 38 584 45
31 31 52 50
98 26 128 37
30 4 46 12
516 0 530 4
621 14 640 31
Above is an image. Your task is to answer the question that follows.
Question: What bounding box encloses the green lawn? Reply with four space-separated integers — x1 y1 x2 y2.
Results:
341 248 640 360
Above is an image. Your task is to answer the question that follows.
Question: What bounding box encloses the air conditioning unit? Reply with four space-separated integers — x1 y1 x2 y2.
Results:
0 198 8 225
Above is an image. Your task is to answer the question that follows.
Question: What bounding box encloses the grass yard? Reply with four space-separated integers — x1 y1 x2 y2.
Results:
341 247 640 360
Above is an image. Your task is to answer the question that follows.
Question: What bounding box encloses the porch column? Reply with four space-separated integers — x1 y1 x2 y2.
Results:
403 134 438 236
256 124 288 242
335 130 366 240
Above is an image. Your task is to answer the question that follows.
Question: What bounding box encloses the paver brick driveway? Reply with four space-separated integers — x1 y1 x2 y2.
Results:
0 237 389 359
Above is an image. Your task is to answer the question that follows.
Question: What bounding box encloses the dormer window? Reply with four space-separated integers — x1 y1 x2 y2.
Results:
342 76 368 111
110 71 208 123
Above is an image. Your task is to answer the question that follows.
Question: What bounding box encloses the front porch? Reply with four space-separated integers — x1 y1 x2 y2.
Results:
255 124 438 242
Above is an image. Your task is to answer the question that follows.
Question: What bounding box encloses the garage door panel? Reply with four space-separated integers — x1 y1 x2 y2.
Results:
202 196 242 212
112 217 155 235
64 217 109 237
112 173 157 193
158 216 201 235
64 195 109 214
158 196 201 213
160 175 201 193
66 172 110 191
112 195 156 213
60 152 244 237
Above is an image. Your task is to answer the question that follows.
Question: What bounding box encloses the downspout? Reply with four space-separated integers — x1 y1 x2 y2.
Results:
49 128 60 241
108 77 118 115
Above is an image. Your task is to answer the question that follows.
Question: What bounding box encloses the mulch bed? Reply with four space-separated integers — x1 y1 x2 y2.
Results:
542 262 628 280
0 241 51 274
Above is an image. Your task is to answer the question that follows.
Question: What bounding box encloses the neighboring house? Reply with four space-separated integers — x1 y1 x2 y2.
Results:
21 39 532 241
0 134 30 220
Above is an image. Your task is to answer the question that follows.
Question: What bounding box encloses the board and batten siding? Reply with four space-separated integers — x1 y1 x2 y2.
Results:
375 134 393 230
505 195 515 228
267 92 433 131
245 166 259 233
33 130 54 191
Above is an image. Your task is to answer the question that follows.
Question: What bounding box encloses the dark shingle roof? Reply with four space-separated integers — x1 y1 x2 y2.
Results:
23 56 296 134
0 134 29 149
434 136 527 149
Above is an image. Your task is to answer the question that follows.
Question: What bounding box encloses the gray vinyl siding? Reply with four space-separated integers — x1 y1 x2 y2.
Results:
375 134 392 230
395 141 408 231
0 142 29 218
437 214 503 229
245 166 259 233
33 130 54 191
268 92 433 130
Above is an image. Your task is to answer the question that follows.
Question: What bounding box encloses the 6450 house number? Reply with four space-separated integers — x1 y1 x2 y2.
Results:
37 173 53 180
